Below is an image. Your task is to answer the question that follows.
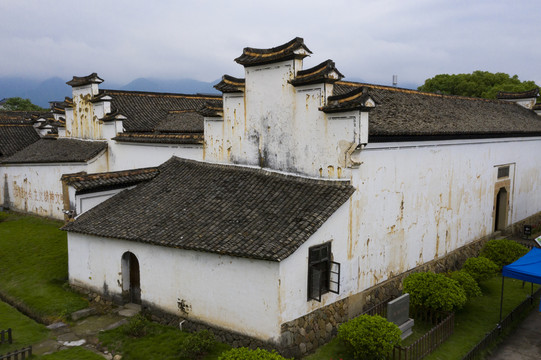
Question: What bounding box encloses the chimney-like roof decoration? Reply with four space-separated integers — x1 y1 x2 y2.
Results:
66 73 104 87
496 88 539 100
214 75 245 93
198 101 224 118
235 37 312 67
320 87 376 113
290 60 344 87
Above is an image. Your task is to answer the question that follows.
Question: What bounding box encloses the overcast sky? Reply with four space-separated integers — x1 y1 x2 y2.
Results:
0 0 539 88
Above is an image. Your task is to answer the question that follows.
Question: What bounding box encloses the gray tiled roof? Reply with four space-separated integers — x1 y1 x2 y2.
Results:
235 37 312 67
0 112 41 160
334 82 541 139
2 138 107 164
63 157 355 261
100 90 221 132
62 167 159 193
155 111 203 133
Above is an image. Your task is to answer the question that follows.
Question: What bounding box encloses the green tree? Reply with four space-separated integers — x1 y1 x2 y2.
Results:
418 71 540 102
1 97 47 111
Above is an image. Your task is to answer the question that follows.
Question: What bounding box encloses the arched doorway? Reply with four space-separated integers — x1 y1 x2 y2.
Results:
121 252 141 304
495 187 508 232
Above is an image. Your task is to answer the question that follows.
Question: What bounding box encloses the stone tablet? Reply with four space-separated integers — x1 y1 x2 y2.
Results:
387 293 410 326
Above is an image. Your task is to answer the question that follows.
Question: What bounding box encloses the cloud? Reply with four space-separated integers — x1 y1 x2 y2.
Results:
0 0 538 87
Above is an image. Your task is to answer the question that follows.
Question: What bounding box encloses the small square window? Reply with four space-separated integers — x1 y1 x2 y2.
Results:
498 166 510 179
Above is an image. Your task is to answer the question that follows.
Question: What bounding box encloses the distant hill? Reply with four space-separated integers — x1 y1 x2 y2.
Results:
0 77 220 108
120 78 220 95
1 76 418 108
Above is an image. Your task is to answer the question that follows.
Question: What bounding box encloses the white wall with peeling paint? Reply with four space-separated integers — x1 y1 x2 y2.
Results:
205 59 371 179
347 137 541 292
68 233 282 342
1 153 108 219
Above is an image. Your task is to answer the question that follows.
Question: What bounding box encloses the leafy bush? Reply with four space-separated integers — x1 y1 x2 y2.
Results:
449 270 482 299
337 314 402 360
179 330 215 359
403 271 467 311
480 239 528 269
462 257 499 282
218 347 290 359
123 313 150 338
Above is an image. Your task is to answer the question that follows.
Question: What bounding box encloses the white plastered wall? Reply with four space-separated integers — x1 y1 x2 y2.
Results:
349 137 541 291
2 153 108 219
108 142 202 171
278 136 541 325
68 233 282 341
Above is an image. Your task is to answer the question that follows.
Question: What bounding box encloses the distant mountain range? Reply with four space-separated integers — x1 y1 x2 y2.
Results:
0 76 419 108
0 77 221 108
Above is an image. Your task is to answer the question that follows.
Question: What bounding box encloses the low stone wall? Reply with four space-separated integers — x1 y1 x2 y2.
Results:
280 230 497 358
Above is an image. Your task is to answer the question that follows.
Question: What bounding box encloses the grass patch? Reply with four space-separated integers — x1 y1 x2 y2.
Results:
0 211 88 323
34 347 105 360
0 300 49 353
425 276 538 360
304 276 538 359
99 316 230 360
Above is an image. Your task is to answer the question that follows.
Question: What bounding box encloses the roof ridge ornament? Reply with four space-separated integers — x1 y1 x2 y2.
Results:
214 75 245 93
66 73 104 87
496 88 539 100
320 86 377 113
290 59 344 86
234 37 312 67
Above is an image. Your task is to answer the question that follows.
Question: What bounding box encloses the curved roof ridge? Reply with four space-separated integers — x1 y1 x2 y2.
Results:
235 37 312 67
497 88 539 100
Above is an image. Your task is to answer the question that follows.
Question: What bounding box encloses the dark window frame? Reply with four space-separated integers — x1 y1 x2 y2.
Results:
307 242 340 302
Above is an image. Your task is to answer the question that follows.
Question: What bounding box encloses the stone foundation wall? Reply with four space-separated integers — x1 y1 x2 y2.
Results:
511 212 541 237
280 230 498 358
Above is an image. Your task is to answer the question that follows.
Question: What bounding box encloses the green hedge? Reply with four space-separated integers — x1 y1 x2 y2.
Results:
449 270 482 299
403 271 467 311
462 257 499 283
337 314 401 360
480 239 528 269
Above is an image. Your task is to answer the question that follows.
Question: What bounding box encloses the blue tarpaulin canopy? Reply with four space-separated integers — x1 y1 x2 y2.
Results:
502 248 541 284
500 247 541 318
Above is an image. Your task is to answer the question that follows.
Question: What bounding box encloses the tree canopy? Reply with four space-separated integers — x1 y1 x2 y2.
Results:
0 97 47 111
418 71 540 102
